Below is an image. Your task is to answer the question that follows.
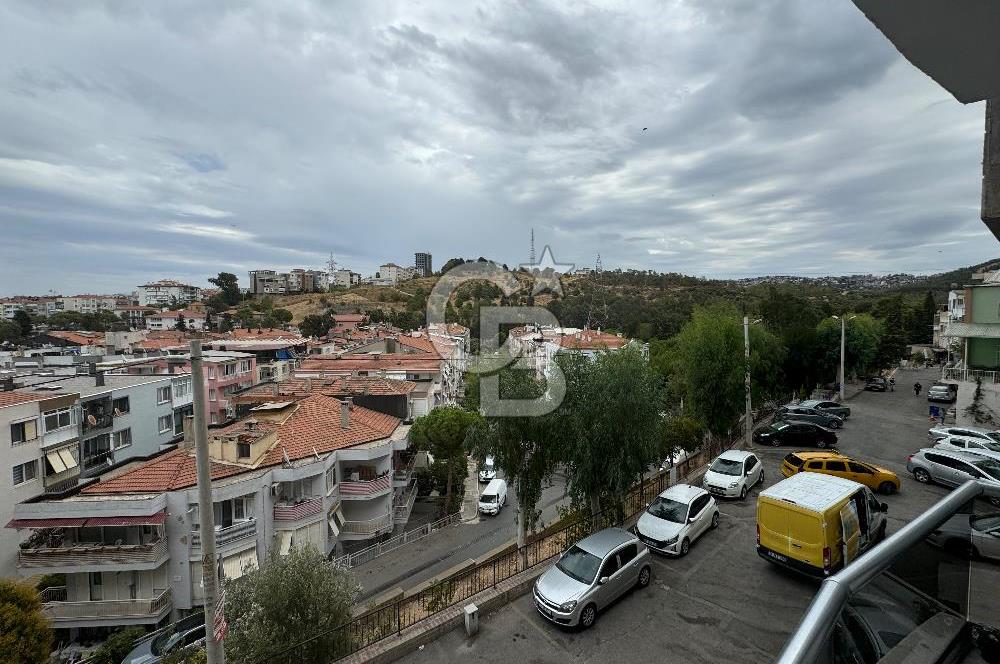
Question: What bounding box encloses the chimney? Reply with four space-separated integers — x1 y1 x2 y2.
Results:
304 377 313 393
386 338 397 354
340 398 351 429
95 372 105 387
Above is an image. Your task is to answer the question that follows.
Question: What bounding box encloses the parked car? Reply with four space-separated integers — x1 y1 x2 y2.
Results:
774 405 844 429
533 527 651 629
702 450 764 500
123 614 205 664
478 478 507 515
926 511 1000 561
757 472 887 577
781 451 900 495
753 421 838 449
927 384 956 403
865 377 888 392
907 448 1000 499
634 484 720 556
479 455 497 482
928 425 1000 446
799 399 851 419
933 436 1000 462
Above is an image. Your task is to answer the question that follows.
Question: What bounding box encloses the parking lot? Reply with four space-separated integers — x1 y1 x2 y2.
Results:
399 368 952 663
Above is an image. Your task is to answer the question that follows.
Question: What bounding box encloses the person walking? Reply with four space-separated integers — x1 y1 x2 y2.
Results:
914 382 922 397
889 377 895 392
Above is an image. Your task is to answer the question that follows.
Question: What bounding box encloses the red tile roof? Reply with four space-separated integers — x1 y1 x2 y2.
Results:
558 331 628 350
45 330 102 345
397 335 440 355
81 449 248 495
232 376 416 404
0 392 48 409
298 354 442 373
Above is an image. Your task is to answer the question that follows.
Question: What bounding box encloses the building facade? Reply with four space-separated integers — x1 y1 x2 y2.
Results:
414 252 433 277
136 281 201 307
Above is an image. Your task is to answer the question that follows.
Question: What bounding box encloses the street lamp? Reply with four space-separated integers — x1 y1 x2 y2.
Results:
744 316 762 448
832 315 857 401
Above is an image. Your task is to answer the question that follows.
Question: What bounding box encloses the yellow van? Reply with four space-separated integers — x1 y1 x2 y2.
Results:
757 472 888 577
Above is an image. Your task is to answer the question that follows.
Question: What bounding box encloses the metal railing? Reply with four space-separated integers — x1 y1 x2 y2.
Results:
273 497 323 522
393 456 416 483
775 479 1000 664
41 588 172 621
19 538 167 568
341 512 393 536
334 511 462 569
341 473 392 498
393 483 418 524
191 519 256 547
942 367 1000 384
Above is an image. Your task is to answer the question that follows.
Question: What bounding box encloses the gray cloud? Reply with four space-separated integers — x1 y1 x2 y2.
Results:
0 0 994 296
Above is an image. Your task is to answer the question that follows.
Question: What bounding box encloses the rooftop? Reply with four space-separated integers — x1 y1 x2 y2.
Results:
232 376 417 403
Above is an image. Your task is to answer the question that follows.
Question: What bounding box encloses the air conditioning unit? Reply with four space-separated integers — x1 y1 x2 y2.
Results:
270 483 281 496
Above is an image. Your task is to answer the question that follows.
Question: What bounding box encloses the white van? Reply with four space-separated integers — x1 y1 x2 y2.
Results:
478 479 507 516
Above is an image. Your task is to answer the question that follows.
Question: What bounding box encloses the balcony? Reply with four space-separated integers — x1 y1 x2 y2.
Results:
191 519 257 548
393 482 417 525
273 497 323 522
40 587 172 624
41 425 79 450
82 407 114 434
340 473 392 500
393 456 416 486
341 512 393 537
19 538 168 573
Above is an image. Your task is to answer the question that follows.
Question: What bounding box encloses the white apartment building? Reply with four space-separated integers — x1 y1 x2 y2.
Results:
59 295 119 314
333 269 362 288
135 281 201 307
6 396 415 633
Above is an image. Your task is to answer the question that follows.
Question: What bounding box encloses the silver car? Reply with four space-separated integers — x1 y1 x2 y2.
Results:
533 527 651 629
907 448 1000 503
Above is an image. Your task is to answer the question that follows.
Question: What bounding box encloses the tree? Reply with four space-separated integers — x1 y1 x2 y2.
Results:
659 415 705 462
0 579 51 664
963 377 996 426
0 320 22 345
12 310 32 337
917 291 937 344
410 407 482 515
816 314 883 381
225 546 358 664
160 647 207 664
174 316 188 332
299 314 332 339
90 627 145 664
553 347 663 528
209 272 242 306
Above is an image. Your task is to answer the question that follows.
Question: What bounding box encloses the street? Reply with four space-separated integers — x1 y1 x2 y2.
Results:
397 367 954 663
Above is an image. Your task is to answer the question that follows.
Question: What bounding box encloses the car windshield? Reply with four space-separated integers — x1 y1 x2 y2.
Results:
979 440 1000 453
973 458 1000 481
556 545 602 584
151 631 182 656
710 458 742 476
481 494 497 503
647 496 688 523
971 514 1000 532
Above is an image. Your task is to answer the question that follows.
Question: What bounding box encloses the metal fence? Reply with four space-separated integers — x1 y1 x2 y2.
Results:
333 511 463 569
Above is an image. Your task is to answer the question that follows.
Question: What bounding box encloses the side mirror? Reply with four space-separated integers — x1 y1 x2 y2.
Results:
880 503 889 513
598 576 609 585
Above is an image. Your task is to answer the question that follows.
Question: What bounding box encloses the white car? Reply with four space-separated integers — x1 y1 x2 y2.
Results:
634 484 719 557
928 426 1000 446
479 455 497 483
933 436 1000 463
926 511 1000 561
702 450 764 499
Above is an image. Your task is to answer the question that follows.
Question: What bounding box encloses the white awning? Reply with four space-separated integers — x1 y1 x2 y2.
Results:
328 516 340 537
57 448 78 470
45 451 67 474
222 547 258 580
278 530 293 556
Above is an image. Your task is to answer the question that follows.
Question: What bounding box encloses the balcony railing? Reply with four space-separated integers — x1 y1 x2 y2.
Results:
393 482 418 525
19 538 167 569
941 367 1000 383
273 497 323 522
341 512 393 536
82 413 114 433
340 473 392 499
40 587 172 622
191 519 256 547
393 456 416 484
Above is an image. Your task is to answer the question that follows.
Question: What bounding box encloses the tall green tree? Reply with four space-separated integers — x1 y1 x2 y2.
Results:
0 579 52 664
12 310 32 337
299 314 332 339
917 291 937 344
410 406 482 515
209 272 242 306
0 320 22 345
816 314 884 380
225 546 358 664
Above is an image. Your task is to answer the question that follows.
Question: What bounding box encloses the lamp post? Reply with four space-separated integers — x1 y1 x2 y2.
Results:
833 315 856 401
744 316 762 448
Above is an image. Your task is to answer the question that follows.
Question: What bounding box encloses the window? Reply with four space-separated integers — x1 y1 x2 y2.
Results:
617 543 638 566
806 461 824 470
599 554 620 580
112 396 130 415
223 363 237 377
11 419 38 445
825 461 847 472
112 428 132 450
12 460 38 486
209 388 217 401
208 367 216 379
746 455 759 470
691 494 710 516
848 462 874 474
43 407 73 432
83 435 112 469
237 442 251 459
210 412 219 425
156 386 171 403
157 415 172 433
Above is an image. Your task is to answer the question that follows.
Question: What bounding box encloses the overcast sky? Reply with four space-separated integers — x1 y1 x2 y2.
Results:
0 0 996 296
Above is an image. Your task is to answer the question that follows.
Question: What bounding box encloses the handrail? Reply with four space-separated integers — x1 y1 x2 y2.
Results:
774 479 996 664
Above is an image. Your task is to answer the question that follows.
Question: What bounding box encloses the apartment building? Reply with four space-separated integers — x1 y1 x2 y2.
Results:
231 375 417 421
202 336 307 385
507 326 643 379
6 396 414 633
59 295 120 314
1 297 60 319
286 269 329 293
249 268 330 296
414 252 433 277
135 281 201 307
333 269 361 288
145 308 209 332
115 306 157 329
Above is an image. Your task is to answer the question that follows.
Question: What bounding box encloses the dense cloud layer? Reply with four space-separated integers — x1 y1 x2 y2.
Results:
0 0 993 294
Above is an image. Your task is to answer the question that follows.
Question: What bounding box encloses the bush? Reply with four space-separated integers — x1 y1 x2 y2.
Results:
90 627 146 664
35 574 65 592
0 579 52 664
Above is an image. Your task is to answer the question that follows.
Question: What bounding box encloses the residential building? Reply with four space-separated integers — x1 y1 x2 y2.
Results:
331 314 367 335
249 268 330 296
116 305 157 329
6 395 414 632
1 297 60 319
145 307 210 332
135 281 201 307
202 335 307 384
286 269 329 293
248 270 287 296
940 277 1000 424
414 253 433 277
333 269 361 288
948 289 966 321
58 295 119 314
507 326 641 379
231 375 417 420
377 263 405 285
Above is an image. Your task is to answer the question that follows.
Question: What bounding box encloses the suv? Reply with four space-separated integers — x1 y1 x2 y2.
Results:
781 451 900 494
774 405 843 429
865 377 888 392
533 528 651 629
799 399 850 419
926 384 955 403
907 448 1000 496
933 436 1000 462
753 421 838 448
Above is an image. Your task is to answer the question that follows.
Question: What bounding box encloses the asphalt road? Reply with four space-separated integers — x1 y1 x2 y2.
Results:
398 368 955 663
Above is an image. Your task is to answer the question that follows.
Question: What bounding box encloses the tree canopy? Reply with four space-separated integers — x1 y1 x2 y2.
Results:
208 272 243 308
410 406 482 514
0 579 52 664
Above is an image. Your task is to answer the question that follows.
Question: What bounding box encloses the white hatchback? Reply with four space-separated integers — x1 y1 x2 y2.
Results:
702 450 765 499
634 484 719 557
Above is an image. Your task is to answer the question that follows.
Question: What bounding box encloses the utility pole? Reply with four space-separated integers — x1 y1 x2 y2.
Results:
744 316 753 448
191 340 225 664
839 317 846 402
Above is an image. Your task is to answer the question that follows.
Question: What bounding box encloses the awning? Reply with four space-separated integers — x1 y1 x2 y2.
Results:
57 448 78 470
6 517 88 529
278 530 293 555
222 547 258 580
45 451 67 474
328 516 340 537
85 510 167 527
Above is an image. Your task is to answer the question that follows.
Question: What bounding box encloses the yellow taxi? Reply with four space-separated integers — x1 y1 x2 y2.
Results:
780 451 900 495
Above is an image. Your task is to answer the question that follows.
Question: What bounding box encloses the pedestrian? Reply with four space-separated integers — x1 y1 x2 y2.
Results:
889 377 895 392
914 382 922 396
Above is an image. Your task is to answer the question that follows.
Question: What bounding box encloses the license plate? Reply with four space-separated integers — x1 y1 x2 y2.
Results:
766 551 788 563
535 600 552 617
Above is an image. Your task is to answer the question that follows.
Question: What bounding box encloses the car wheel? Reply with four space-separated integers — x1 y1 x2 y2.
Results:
758 471 765 487
816 440 827 449
739 485 747 500
579 603 597 629
680 538 690 556
989 497 1000 508
637 565 651 588
830 420 841 429
711 512 720 529
878 481 896 496
913 468 931 484
770 439 781 447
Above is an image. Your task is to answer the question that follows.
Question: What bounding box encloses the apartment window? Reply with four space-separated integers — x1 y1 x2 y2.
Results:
11 418 39 445
83 435 112 469
237 442 251 459
43 407 73 432
208 367 216 379
210 412 219 425
156 386 172 404
209 388 217 402
157 415 173 433
223 363 237 377
112 396 130 415
12 460 38 486
112 428 132 450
